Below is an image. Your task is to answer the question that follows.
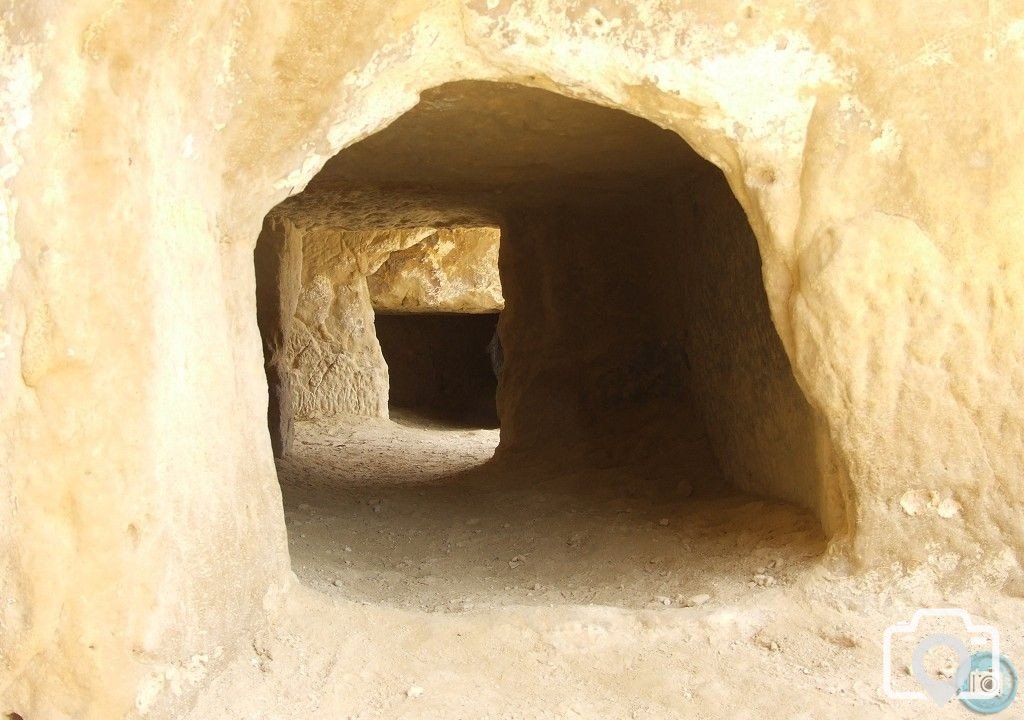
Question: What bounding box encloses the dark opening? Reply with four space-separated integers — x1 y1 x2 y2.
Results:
375 312 499 428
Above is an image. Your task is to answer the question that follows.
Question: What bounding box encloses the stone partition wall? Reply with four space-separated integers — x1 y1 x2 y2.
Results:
369 227 503 313
4 2 1024 718
284 225 432 422
255 222 502 454
256 221 396 453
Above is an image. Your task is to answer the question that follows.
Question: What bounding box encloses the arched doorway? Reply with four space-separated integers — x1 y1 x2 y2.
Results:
254 81 835 610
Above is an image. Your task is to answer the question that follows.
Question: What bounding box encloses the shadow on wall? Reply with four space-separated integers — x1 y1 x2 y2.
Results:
677 167 840 531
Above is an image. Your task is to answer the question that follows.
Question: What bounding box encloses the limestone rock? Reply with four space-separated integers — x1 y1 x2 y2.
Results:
368 227 503 313
3 3 1024 719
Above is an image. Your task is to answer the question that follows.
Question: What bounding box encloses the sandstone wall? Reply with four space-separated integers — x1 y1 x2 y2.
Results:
4 2 1024 718
496 191 709 483
283 225 425 422
258 223 501 440
675 167 840 533
258 222 428 428
368 227 503 313
493 177 824 510
254 216 302 456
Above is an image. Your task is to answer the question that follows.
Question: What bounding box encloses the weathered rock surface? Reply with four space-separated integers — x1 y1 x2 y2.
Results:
257 221 501 442
368 227 503 314
257 224 434 431
3 2 1023 718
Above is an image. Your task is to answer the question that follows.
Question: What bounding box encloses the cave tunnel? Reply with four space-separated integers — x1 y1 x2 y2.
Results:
254 80 834 610
374 311 501 429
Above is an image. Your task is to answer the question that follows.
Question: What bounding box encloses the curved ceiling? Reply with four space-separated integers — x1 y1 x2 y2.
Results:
273 80 703 229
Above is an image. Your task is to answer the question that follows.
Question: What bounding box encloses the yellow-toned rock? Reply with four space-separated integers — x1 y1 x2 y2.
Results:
368 227 503 314
2 2 1023 718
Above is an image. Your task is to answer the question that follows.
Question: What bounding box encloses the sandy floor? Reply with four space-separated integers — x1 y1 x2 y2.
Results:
184 413 1024 719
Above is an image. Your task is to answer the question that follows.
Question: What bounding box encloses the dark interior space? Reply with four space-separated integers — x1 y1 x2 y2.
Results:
375 312 500 428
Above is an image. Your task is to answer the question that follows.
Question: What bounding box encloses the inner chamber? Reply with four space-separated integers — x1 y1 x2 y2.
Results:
375 312 500 428
255 81 834 609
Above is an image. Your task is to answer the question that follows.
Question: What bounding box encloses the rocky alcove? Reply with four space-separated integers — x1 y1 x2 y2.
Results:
374 312 500 427
5 4 1022 718
251 80 837 620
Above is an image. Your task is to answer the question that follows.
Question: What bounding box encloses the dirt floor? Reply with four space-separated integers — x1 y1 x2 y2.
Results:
183 413 1024 719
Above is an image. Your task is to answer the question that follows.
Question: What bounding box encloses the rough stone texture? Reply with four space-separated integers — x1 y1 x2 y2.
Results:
263 222 501 433
259 222 500 444
368 227 503 313
495 190 715 477
279 225 434 423
3 2 1024 718
676 166 842 533
254 216 302 457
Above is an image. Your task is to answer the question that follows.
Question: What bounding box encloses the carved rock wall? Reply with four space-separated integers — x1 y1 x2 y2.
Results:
494 171 821 513
258 223 501 441
368 227 503 313
3 2 1023 718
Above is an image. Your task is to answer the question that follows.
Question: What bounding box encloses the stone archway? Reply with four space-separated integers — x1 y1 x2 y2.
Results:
251 82 843 630
4 3 1023 718
254 78 843 529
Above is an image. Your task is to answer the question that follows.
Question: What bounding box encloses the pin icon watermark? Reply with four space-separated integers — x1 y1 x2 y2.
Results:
883 608 1001 703
912 634 972 705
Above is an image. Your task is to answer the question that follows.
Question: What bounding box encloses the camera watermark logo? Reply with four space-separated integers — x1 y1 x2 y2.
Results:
883 608 1018 714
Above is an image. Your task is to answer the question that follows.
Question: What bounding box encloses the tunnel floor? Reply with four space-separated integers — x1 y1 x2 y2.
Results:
183 415 1024 719
278 411 826 611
